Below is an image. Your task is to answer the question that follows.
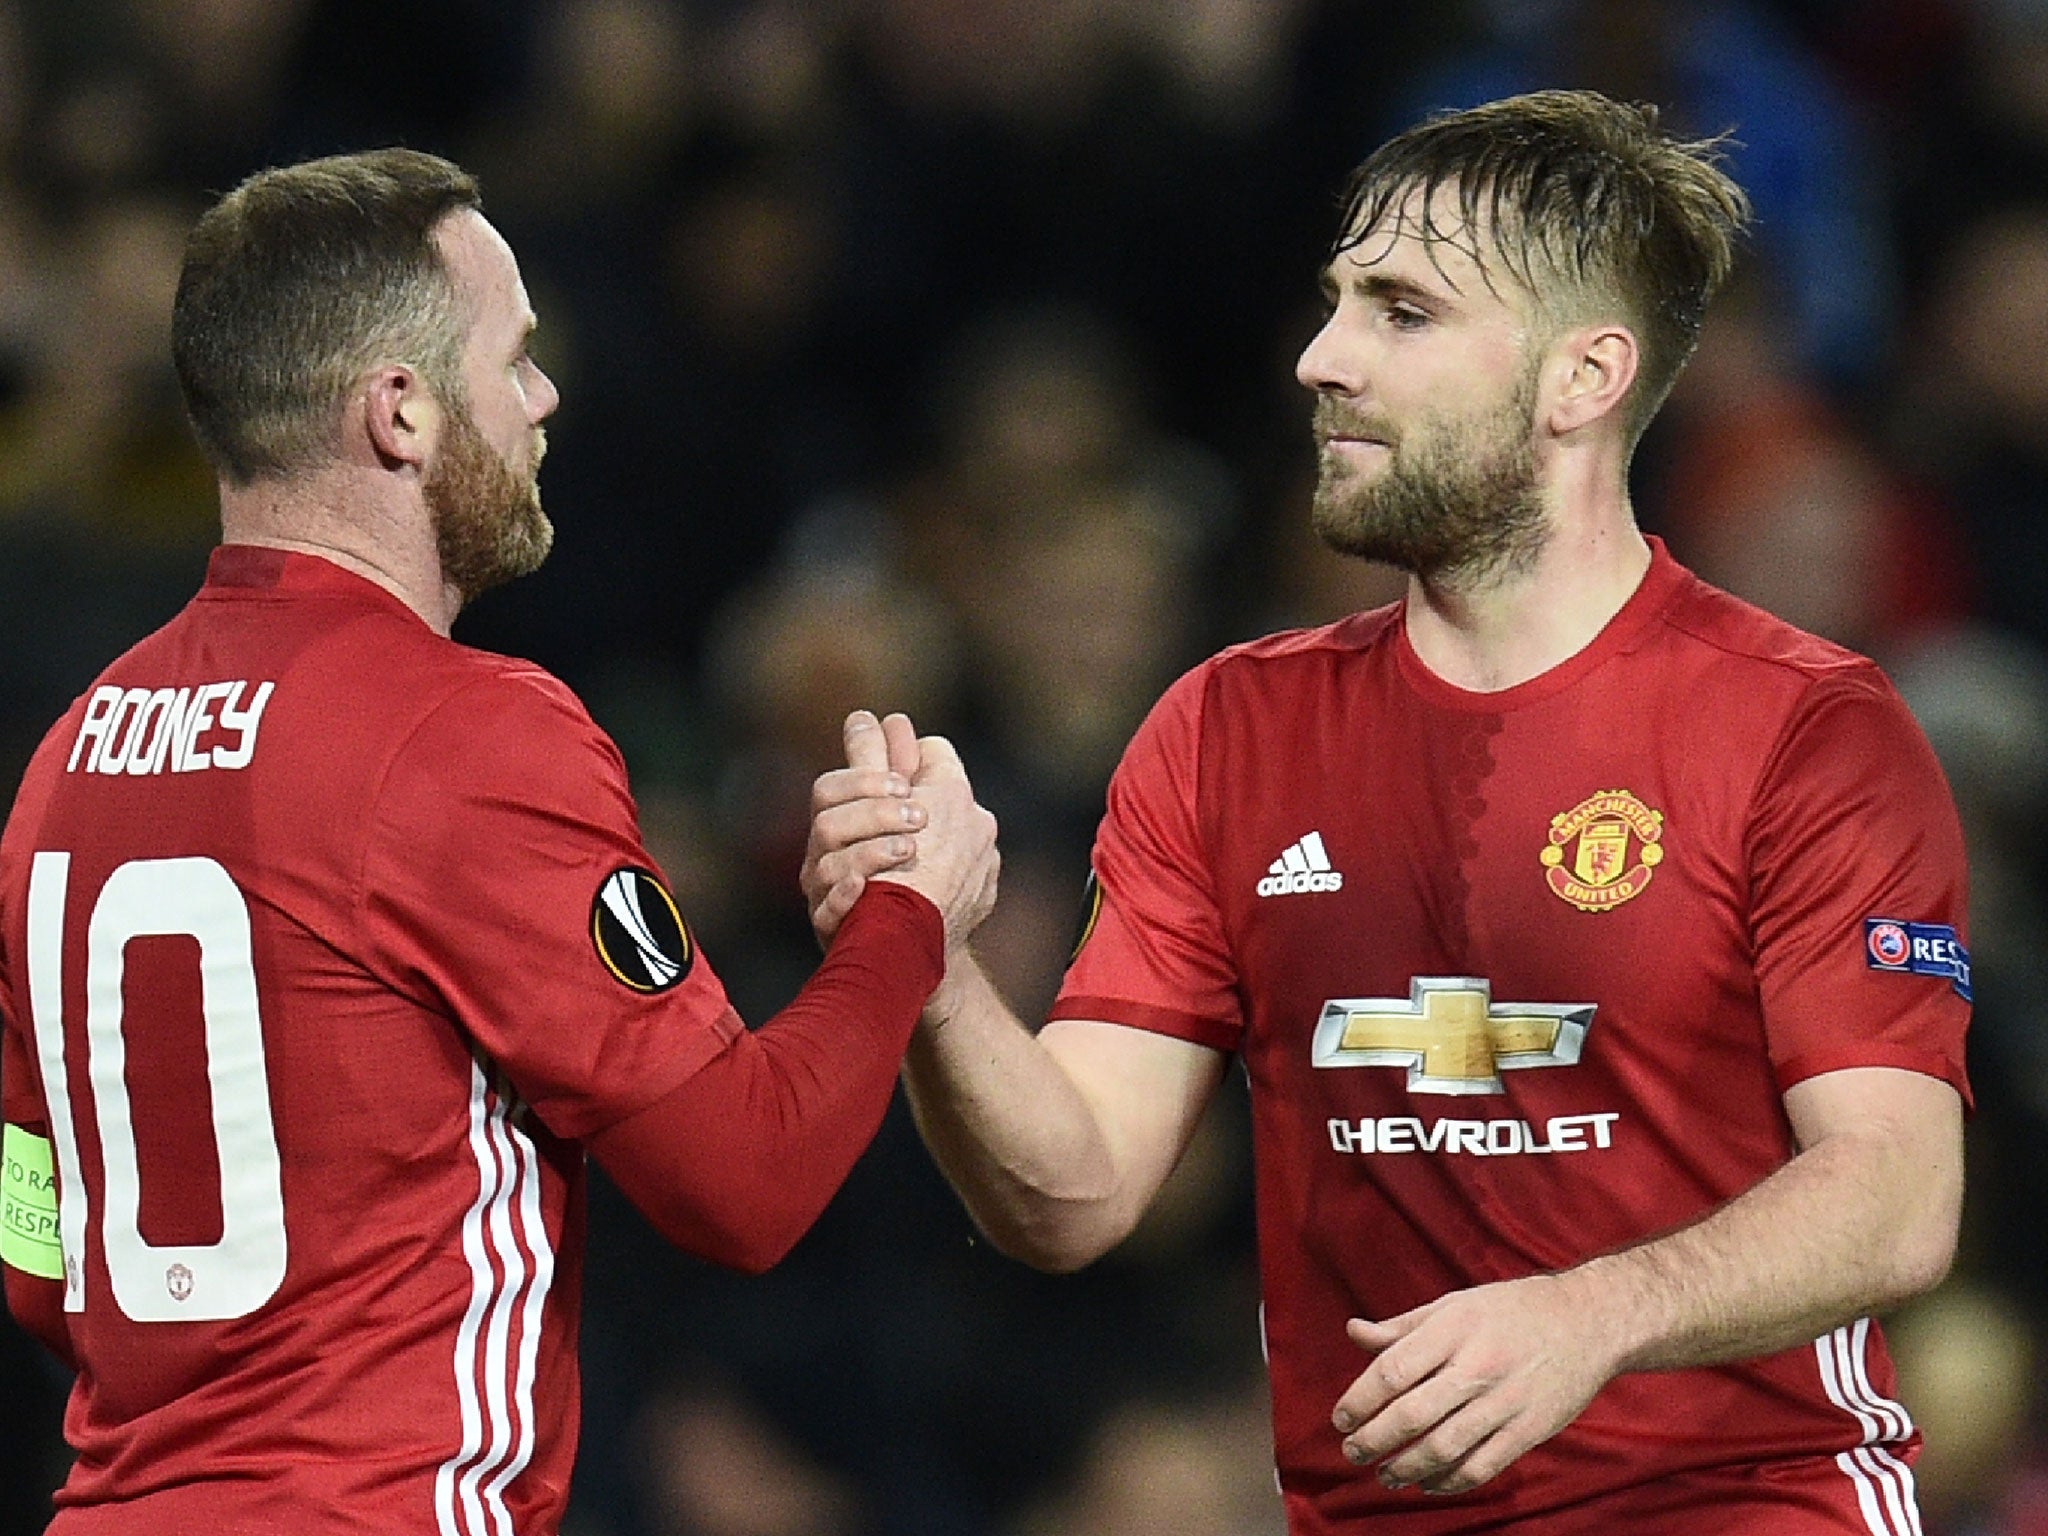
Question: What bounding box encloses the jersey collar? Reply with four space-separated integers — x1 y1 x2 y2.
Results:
200 544 431 629
1391 535 1686 713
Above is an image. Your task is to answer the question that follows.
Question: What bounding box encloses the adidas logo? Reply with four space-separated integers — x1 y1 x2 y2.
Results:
1258 831 1344 896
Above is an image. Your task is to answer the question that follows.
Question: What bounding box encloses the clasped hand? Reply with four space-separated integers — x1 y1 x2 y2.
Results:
800 709 999 950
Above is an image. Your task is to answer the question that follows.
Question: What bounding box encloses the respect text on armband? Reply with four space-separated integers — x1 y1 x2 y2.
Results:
2 1125 62 1281
67 680 276 777
1325 1112 1620 1157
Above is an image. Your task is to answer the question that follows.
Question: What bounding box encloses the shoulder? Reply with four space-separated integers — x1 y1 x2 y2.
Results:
1110 607 1400 802
1207 605 1400 676
380 649 621 799
1652 568 1883 692
215 604 621 814
1126 608 1395 734
317 609 592 729
1650 571 1938 803
358 652 640 909
2 704 81 847
407 648 598 740
1164 606 1400 718
1628 566 1917 760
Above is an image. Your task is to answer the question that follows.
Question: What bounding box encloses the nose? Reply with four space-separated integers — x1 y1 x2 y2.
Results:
529 363 561 424
1296 312 1364 398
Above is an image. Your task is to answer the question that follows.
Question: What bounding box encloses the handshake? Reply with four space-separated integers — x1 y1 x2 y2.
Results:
800 708 1001 954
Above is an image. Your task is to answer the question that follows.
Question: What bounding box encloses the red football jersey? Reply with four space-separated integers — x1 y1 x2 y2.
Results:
0 548 744 1534
1052 540 1970 1535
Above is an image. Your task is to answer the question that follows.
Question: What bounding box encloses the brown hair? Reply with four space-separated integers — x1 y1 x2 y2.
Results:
171 147 482 485
1335 89 1752 442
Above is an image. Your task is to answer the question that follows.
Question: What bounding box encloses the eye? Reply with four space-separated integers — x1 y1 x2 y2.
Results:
1385 301 1431 330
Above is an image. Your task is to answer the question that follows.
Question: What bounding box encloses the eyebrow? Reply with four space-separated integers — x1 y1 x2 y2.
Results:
1319 269 1456 308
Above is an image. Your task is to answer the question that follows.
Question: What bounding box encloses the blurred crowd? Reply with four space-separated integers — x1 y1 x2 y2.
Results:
3 1 2048 1533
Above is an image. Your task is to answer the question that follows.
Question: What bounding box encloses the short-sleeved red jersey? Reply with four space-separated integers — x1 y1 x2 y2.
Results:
1052 540 1970 1535
0 548 745 1533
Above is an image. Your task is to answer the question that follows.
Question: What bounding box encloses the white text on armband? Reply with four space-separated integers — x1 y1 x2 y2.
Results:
66 680 277 776
1325 1113 1620 1157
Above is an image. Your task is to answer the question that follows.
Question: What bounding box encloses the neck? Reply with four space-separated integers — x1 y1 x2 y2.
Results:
1402 480 1650 693
217 468 461 636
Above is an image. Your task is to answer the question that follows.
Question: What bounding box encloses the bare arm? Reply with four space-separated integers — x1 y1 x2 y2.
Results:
902 956 1228 1271
1334 1065 1963 1493
1576 1066 1961 1368
802 710 1227 1272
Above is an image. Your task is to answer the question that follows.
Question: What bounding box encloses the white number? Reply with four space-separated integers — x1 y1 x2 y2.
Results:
25 852 287 1322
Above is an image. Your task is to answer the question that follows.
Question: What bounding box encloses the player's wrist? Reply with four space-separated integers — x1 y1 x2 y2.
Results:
1551 1254 1660 1378
918 949 988 1037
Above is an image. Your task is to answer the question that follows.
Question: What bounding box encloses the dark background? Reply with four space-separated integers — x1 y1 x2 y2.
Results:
5 2 2048 1532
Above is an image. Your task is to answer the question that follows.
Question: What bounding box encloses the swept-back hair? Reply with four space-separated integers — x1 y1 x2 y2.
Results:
172 147 481 485
1335 89 1752 442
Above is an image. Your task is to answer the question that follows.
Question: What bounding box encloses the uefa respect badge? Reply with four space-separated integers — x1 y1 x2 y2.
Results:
1864 918 1972 1003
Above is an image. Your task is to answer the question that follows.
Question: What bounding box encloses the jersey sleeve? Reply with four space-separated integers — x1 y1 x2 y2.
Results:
1049 663 1242 1051
1 997 41 1133
2 994 73 1364
1748 665 1972 1105
358 668 742 1141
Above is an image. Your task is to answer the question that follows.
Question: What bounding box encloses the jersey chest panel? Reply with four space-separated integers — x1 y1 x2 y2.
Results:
1196 651 1797 1279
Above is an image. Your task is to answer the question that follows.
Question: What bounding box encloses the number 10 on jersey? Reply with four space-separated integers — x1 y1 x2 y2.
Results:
24 851 287 1323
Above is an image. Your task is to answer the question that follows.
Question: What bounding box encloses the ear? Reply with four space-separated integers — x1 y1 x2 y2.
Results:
361 364 441 471
1544 324 1639 438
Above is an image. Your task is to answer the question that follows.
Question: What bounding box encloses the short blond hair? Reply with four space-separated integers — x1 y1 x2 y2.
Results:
1336 89 1753 443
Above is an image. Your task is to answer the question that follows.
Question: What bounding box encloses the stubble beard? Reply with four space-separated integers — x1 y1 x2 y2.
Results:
1309 369 1550 588
426 403 554 605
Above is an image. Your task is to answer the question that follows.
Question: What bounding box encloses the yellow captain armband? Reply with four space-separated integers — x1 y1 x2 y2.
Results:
2 1124 63 1280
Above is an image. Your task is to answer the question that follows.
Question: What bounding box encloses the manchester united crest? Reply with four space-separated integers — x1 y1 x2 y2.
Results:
1540 789 1665 912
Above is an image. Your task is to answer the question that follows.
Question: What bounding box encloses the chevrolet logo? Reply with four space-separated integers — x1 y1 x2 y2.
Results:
1311 977 1595 1095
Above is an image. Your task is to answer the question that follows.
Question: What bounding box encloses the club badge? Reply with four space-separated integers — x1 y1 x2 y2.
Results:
1540 789 1664 912
591 867 692 993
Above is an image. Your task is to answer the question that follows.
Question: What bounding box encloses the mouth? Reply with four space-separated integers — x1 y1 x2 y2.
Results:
1313 398 1394 458
1319 432 1391 458
1316 414 1392 445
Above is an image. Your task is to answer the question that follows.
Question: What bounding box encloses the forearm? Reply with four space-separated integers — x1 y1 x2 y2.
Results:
1334 1070 1964 1491
589 883 943 1274
901 956 1132 1271
1564 1099 1961 1373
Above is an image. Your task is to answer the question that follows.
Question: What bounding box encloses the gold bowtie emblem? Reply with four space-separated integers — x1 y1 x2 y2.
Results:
1312 977 1595 1095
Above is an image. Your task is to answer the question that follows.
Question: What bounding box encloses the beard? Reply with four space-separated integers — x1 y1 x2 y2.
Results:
1310 364 1548 586
426 403 553 604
